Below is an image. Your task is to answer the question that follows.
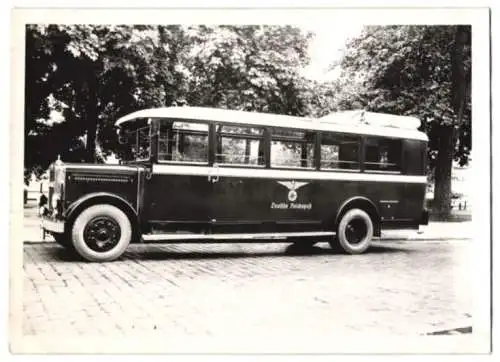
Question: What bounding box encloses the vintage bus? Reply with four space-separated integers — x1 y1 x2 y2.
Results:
40 106 429 262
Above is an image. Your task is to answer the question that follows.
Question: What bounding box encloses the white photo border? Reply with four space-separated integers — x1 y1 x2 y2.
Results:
6 4 492 356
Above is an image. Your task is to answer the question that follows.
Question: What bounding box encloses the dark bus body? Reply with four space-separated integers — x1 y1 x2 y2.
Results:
40 107 429 262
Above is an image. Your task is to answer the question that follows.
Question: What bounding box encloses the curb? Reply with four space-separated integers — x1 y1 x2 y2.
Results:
24 240 56 245
379 236 471 242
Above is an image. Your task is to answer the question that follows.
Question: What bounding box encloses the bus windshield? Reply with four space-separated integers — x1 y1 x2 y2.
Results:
117 119 151 162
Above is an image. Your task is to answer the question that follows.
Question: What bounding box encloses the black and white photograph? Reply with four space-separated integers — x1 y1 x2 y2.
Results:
7 5 492 356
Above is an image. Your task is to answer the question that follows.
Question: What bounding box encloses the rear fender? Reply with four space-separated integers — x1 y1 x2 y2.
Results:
334 197 381 237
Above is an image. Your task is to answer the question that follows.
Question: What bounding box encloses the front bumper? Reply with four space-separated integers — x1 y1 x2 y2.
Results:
41 216 64 235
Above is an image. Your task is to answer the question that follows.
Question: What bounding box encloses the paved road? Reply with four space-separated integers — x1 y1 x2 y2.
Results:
22 238 472 339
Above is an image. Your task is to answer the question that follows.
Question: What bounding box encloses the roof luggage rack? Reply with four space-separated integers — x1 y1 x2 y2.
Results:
317 110 422 130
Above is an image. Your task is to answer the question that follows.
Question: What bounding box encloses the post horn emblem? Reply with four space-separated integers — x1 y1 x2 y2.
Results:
277 181 309 202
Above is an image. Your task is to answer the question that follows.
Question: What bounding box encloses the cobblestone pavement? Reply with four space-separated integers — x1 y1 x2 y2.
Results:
21 239 472 339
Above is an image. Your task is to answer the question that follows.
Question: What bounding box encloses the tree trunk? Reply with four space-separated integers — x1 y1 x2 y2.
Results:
85 68 98 163
433 125 455 218
86 105 97 163
433 26 470 218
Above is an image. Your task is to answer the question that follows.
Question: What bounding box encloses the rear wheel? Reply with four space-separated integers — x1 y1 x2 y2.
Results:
330 208 373 254
71 204 132 262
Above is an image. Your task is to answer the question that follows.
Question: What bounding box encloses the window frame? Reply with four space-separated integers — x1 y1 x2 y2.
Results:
151 117 413 175
363 136 403 174
318 131 362 173
402 139 426 176
212 123 267 168
269 127 317 170
156 119 211 166
121 124 152 163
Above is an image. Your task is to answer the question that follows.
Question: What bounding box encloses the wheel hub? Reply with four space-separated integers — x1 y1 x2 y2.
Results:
83 217 121 252
345 217 367 245
97 228 109 241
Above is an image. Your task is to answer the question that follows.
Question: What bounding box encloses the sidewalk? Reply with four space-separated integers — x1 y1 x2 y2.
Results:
381 221 472 241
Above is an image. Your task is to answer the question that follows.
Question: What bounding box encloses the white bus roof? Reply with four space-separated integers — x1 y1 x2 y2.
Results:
115 106 428 141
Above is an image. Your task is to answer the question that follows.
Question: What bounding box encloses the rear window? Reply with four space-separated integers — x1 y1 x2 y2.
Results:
365 137 402 173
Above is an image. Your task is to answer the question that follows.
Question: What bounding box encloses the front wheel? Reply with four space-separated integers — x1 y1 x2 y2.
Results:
330 208 374 254
71 204 132 262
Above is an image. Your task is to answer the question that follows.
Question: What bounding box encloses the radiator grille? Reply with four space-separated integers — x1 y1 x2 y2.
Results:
72 175 130 183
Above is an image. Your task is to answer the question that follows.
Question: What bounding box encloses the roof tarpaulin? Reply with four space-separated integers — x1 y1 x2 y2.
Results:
318 110 422 130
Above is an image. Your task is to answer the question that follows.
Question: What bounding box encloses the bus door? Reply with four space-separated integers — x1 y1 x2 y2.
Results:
265 129 320 231
146 120 213 228
208 124 270 232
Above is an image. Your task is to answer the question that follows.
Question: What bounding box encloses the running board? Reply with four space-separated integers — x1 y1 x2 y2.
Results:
142 231 335 242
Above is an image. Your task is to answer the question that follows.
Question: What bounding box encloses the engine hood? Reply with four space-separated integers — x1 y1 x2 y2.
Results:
58 162 147 215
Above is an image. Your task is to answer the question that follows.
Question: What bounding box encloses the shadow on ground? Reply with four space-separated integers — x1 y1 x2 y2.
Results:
31 240 416 263
424 326 472 335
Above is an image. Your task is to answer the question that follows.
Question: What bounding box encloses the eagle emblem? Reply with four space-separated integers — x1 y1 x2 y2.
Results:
277 181 309 202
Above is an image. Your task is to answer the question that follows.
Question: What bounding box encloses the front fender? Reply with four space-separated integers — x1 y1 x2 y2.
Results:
64 192 140 240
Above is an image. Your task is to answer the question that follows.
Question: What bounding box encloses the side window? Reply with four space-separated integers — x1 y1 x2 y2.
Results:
365 137 402 172
270 129 315 168
130 126 151 160
403 139 425 175
215 125 265 166
158 121 209 163
320 133 360 170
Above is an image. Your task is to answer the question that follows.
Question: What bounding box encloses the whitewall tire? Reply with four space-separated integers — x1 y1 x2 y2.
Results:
332 208 374 254
71 204 132 262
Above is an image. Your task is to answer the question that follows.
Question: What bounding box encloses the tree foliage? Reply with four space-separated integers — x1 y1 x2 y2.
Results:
180 25 312 114
332 25 471 216
25 24 173 180
24 25 312 182
338 25 471 168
